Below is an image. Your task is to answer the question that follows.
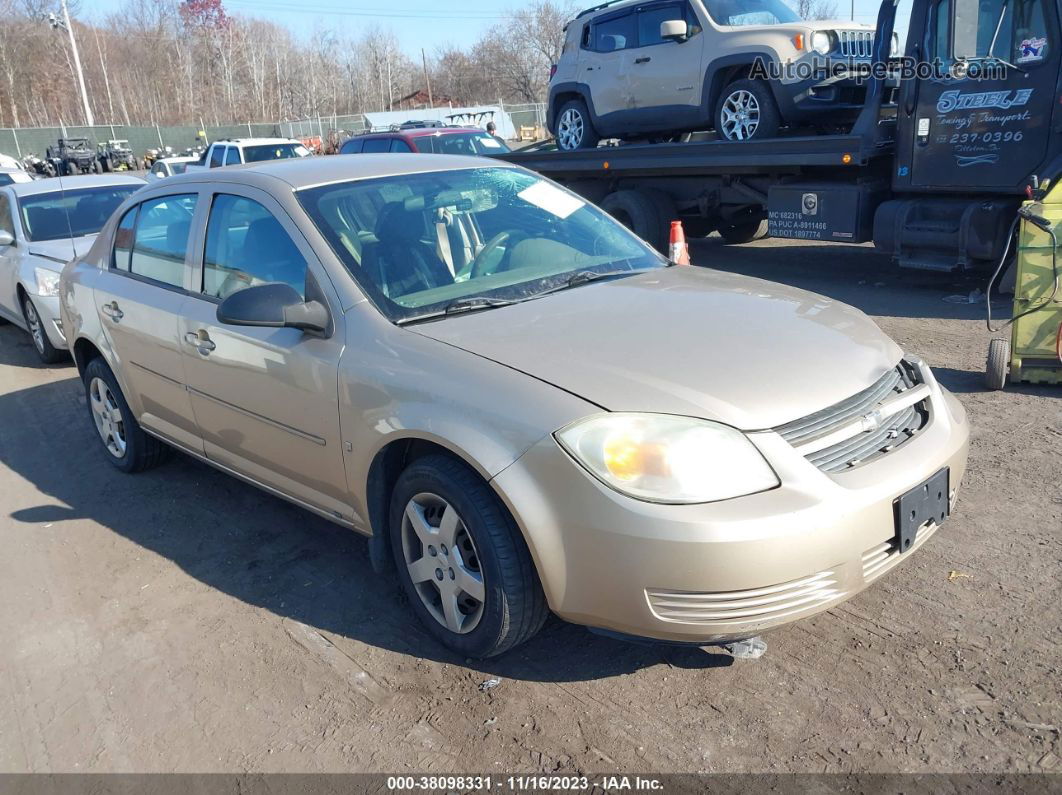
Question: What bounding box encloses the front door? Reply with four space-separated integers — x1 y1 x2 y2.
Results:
178 187 350 521
898 0 1060 189
92 193 203 453
626 2 705 127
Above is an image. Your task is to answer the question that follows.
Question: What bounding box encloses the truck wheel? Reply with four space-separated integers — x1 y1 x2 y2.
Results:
719 219 767 244
389 454 549 658
65 161 78 176
601 189 674 253
556 99 599 151
985 337 1010 390
715 79 780 142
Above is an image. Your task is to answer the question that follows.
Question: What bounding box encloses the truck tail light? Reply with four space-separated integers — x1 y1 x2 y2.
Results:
549 64 558 80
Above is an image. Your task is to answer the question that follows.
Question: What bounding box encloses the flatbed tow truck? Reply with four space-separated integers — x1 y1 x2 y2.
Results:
501 0 1062 273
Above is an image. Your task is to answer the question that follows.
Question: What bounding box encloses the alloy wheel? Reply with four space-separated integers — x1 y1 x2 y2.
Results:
557 108 585 150
23 299 44 354
720 89 761 141
89 376 127 459
400 492 486 634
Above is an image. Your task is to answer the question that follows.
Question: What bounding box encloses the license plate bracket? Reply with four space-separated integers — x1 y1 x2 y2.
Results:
894 468 950 554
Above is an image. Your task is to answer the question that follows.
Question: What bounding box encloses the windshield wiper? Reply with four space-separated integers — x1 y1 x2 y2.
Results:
395 296 516 326
534 268 652 298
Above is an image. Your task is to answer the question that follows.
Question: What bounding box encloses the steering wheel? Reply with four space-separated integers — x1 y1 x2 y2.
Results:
469 231 511 279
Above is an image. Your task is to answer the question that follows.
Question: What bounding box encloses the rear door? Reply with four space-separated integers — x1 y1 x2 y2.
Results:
897 0 1060 189
583 10 638 126
627 1 705 121
178 187 350 520
92 193 203 453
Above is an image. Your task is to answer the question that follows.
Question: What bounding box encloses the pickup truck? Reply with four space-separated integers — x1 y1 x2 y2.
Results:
186 138 312 171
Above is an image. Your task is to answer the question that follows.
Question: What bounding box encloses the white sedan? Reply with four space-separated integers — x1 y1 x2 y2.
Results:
0 174 144 362
148 156 202 180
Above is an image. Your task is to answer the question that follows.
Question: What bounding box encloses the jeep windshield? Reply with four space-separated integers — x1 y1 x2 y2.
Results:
242 143 311 162
705 0 800 26
297 167 665 324
18 186 140 242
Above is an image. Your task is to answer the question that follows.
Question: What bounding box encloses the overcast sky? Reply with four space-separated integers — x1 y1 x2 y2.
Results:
88 0 908 56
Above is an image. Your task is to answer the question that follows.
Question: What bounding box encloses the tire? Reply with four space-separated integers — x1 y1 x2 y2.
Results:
719 219 767 244
65 161 78 176
985 337 1010 390
555 98 599 151
714 79 781 142
389 454 549 658
601 188 676 253
21 295 65 364
92 159 102 174
83 357 169 473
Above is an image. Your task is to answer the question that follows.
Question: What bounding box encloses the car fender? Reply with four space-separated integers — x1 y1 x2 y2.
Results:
548 81 598 133
702 50 790 118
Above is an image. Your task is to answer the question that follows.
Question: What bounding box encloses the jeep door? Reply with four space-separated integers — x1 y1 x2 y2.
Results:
897 0 1060 189
582 10 638 130
625 1 706 129
92 192 203 453
177 187 350 521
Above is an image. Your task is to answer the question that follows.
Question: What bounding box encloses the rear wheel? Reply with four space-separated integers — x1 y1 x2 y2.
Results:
21 295 65 364
600 188 676 253
715 79 780 142
985 337 1010 390
83 357 169 472
719 219 767 244
389 454 548 658
556 99 599 151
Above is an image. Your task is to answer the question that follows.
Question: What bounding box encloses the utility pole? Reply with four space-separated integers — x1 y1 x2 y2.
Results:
421 49 434 108
49 0 94 126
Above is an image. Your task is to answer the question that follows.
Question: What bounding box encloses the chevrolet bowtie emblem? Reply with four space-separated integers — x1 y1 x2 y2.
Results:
861 409 883 433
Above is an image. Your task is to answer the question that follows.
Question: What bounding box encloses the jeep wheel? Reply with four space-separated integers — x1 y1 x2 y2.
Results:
556 99 599 151
715 79 780 142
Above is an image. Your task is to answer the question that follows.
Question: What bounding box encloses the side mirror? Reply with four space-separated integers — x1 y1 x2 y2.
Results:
660 19 688 40
216 283 329 334
0 230 14 246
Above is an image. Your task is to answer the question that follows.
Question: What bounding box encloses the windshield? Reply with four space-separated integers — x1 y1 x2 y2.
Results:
418 133 511 155
242 143 311 162
170 162 189 175
704 0 800 25
18 186 140 242
297 167 665 323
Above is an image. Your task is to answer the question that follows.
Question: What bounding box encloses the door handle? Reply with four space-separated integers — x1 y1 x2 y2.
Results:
634 56 651 64
101 301 123 321
184 330 216 354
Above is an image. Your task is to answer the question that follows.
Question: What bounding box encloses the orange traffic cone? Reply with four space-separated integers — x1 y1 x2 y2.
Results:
669 220 690 265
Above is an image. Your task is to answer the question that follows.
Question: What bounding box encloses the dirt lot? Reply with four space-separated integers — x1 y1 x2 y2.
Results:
0 237 1059 775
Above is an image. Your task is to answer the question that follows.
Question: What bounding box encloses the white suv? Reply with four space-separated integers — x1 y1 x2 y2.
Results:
549 0 883 148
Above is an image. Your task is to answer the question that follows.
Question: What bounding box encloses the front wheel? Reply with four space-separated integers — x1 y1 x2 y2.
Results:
65 161 78 176
21 295 65 364
83 357 169 472
714 79 780 142
985 337 1010 390
389 454 549 658
555 99 599 151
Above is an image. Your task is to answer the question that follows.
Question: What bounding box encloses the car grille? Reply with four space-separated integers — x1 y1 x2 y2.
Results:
774 361 931 474
838 30 874 58
646 569 843 625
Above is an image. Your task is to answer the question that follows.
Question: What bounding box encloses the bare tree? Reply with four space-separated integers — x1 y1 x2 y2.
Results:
795 0 840 20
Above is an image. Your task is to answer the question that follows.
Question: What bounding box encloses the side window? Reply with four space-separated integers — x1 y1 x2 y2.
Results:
341 138 364 154
581 23 591 48
209 146 225 168
112 205 138 271
362 138 391 153
224 146 241 166
638 4 685 46
0 193 14 236
390 139 413 153
150 162 164 176
129 194 198 287
593 13 636 51
203 194 307 301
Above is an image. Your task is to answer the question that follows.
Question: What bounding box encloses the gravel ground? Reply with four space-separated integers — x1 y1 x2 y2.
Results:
0 236 1059 774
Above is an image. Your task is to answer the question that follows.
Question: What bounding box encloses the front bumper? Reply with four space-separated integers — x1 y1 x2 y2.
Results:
492 373 969 644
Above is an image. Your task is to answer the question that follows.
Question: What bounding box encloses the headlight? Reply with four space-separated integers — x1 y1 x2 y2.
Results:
811 31 833 55
34 267 61 297
555 413 779 504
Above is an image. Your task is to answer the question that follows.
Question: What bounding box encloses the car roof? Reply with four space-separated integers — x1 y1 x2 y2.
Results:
158 156 198 163
4 174 146 196
215 138 299 147
361 127 491 140
154 153 517 191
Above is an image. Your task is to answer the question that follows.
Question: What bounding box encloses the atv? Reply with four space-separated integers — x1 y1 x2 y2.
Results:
45 137 100 175
97 139 141 172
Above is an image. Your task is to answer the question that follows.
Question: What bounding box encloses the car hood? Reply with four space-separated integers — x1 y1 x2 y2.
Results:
27 236 96 267
410 267 903 430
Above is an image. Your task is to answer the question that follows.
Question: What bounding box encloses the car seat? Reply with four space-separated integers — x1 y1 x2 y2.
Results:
365 202 453 299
